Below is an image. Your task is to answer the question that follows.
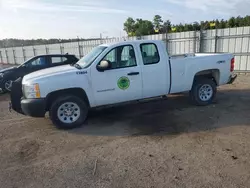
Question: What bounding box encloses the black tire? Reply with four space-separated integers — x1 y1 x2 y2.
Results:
189 78 217 106
49 95 89 129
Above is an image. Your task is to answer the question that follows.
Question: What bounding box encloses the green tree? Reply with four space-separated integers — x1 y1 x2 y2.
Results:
162 20 172 33
219 19 226 29
243 16 250 26
215 19 220 28
228 17 236 27
200 21 209 30
192 22 200 30
184 24 189 31
235 16 244 27
235 16 240 27
184 24 194 31
124 17 136 36
153 15 163 31
178 23 184 32
134 19 155 36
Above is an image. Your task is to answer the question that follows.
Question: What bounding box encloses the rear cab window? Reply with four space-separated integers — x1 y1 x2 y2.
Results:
140 43 160 65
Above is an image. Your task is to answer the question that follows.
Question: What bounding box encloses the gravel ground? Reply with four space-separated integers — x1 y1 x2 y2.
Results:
0 74 250 188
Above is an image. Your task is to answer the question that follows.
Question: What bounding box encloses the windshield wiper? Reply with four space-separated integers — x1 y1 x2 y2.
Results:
71 63 82 69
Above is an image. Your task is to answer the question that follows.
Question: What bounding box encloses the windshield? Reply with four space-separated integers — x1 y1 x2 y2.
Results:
77 46 107 68
17 57 34 68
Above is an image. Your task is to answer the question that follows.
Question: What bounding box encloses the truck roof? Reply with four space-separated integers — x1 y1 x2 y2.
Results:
100 39 163 47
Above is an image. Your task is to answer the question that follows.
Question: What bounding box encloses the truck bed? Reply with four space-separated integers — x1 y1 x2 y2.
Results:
170 53 232 60
169 53 233 94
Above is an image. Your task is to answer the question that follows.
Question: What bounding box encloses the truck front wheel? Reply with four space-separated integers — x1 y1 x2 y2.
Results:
190 78 217 106
49 95 88 129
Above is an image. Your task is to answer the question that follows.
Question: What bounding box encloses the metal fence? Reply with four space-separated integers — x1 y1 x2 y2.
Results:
1 26 250 72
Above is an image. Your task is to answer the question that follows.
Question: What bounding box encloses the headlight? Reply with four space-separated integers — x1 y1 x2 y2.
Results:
0 73 3 78
23 83 41 99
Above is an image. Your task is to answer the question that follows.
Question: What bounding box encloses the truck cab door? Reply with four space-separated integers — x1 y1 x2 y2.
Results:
139 42 170 98
90 44 143 106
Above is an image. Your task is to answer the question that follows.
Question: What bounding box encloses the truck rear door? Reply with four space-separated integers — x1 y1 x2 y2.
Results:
139 42 170 98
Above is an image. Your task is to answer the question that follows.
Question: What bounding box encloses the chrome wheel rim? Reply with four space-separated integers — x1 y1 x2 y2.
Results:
198 84 213 101
57 102 81 124
5 80 13 91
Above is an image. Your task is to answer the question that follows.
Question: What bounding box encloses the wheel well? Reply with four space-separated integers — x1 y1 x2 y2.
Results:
45 88 90 111
194 69 220 85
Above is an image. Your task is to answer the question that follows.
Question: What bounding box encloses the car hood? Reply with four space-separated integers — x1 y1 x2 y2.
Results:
23 65 78 83
0 66 17 73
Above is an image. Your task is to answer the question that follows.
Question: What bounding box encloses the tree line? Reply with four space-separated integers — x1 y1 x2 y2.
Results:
0 38 98 48
123 15 250 36
1 15 250 48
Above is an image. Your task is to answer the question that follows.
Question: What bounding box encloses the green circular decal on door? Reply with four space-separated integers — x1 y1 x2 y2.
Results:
117 77 130 90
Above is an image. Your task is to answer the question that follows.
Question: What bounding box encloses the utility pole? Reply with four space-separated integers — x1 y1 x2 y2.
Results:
77 36 82 58
100 33 103 44
22 44 26 61
214 23 218 53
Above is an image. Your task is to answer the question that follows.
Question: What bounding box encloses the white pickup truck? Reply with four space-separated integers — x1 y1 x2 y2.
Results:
10 40 237 129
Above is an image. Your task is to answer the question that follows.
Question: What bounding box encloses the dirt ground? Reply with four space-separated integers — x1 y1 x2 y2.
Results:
0 74 250 188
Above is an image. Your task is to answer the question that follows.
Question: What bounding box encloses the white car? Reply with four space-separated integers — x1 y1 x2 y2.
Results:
11 40 237 129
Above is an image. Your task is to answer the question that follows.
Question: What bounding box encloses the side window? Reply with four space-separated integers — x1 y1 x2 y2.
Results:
27 57 47 67
51 57 68 64
102 45 137 69
140 43 160 65
105 50 115 63
121 46 130 61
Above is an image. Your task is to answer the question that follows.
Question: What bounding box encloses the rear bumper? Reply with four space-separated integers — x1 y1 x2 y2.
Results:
21 98 46 117
227 74 237 84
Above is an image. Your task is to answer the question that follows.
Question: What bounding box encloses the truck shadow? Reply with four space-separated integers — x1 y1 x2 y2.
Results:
69 88 250 137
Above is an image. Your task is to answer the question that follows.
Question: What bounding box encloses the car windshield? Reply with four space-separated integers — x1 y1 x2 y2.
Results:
17 57 34 68
77 46 107 68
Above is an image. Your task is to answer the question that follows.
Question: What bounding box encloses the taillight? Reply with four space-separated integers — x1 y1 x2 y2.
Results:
230 57 235 72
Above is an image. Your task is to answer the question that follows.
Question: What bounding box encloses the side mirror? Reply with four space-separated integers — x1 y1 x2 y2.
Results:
97 60 111 72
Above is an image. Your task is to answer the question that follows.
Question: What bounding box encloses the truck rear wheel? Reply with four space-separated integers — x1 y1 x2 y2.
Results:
190 78 217 106
49 95 88 129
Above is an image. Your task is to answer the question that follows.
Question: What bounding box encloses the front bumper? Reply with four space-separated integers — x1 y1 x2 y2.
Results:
21 98 46 117
227 74 237 84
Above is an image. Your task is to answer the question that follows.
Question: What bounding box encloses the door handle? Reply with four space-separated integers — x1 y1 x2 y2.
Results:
127 72 139 76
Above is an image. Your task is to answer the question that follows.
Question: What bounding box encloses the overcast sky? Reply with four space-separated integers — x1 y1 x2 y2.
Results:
0 0 249 39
